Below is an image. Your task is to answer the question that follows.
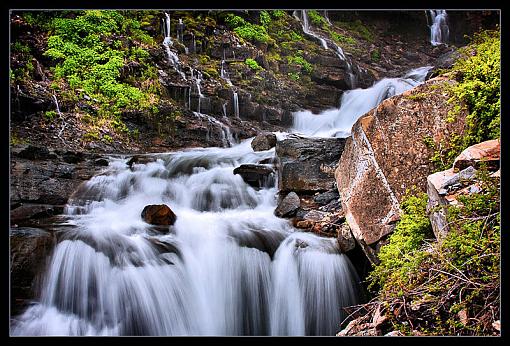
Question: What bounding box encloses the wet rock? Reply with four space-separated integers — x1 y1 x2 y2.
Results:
453 138 500 171
61 151 85 164
251 132 277 151
274 192 300 218
10 227 55 314
127 155 158 168
233 164 275 189
276 137 346 193
427 168 456 241
141 204 177 226
336 76 467 264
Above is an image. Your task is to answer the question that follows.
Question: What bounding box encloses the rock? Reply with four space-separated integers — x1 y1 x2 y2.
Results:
336 76 467 264
385 330 404 336
440 165 477 191
277 137 346 193
16 145 56 160
293 209 329 229
251 132 277 151
338 223 355 253
94 158 109 166
314 190 340 206
10 227 55 314
127 155 158 168
233 164 275 188
141 204 177 226
274 192 300 218
11 204 64 223
453 139 500 171
427 168 455 241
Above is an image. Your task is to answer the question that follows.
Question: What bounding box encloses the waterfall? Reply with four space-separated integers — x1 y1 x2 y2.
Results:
193 111 235 148
163 12 186 81
429 10 449 46
296 10 356 88
233 91 239 118
189 68 204 113
11 138 359 336
291 66 433 138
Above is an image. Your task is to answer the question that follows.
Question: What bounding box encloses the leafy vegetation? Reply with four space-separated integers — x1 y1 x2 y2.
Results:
308 10 327 27
41 10 160 136
335 19 374 42
245 58 262 71
287 53 313 74
224 13 274 45
428 29 500 171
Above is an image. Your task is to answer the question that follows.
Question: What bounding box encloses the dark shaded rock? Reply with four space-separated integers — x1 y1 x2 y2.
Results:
338 223 356 253
251 132 277 151
16 145 56 160
233 164 275 189
94 158 110 166
276 137 346 193
10 227 55 314
314 190 340 206
275 192 300 218
11 204 65 223
62 151 85 164
141 204 177 226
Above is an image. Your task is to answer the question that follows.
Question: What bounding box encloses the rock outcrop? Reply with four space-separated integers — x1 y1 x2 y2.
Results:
336 76 467 263
276 136 346 193
427 139 500 241
141 204 177 226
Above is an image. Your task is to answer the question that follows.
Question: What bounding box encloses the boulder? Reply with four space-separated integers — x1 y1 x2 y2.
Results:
453 139 500 171
274 192 300 218
141 204 177 226
11 204 65 224
426 168 456 241
251 132 277 151
10 227 55 314
336 76 467 264
276 137 346 193
338 223 356 253
233 164 275 188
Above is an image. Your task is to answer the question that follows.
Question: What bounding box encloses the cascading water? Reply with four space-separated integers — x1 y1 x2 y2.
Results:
192 111 235 147
429 10 449 46
219 52 240 119
11 139 360 336
291 66 432 138
190 68 204 113
233 91 239 118
163 12 186 81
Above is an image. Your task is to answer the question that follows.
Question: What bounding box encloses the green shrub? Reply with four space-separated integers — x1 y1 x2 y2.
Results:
368 191 433 293
371 49 381 62
428 29 500 171
225 13 273 44
287 54 313 74
245 58 262 71
259 10 271 27
270 10 285 18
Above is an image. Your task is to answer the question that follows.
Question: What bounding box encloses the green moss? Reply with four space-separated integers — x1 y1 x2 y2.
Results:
287 54 313 74
259 10 271 28
336 19 374 42
371 48 381 62
44 110 58 121
307 10 327 27
225 13 274 45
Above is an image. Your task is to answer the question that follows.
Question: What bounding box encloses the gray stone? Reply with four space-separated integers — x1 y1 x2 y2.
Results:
251 132 277 151
233 164 275 188
275 192 300 218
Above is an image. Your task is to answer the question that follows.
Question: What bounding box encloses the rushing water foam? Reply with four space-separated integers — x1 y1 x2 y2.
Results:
11 139 360 336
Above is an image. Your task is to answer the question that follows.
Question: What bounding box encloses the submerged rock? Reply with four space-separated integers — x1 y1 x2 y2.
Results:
274 192 300 218
233 164 275 188
141 204 177 226
251 132 277 151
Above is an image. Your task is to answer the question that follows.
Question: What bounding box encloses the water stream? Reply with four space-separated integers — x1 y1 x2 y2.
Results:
429 10 449 46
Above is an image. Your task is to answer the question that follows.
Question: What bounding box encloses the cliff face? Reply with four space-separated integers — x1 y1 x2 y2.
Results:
10 10 470 155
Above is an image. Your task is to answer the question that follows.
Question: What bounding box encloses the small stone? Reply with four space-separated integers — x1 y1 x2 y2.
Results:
251 132 277 151
274 192 300 218
141 204 177 226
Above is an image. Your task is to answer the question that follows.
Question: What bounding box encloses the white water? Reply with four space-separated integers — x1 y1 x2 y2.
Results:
11 139 360 336
291 66 432 138
190 68 204 113
193 111 235 147
233 91 239 118
429 10 449 46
